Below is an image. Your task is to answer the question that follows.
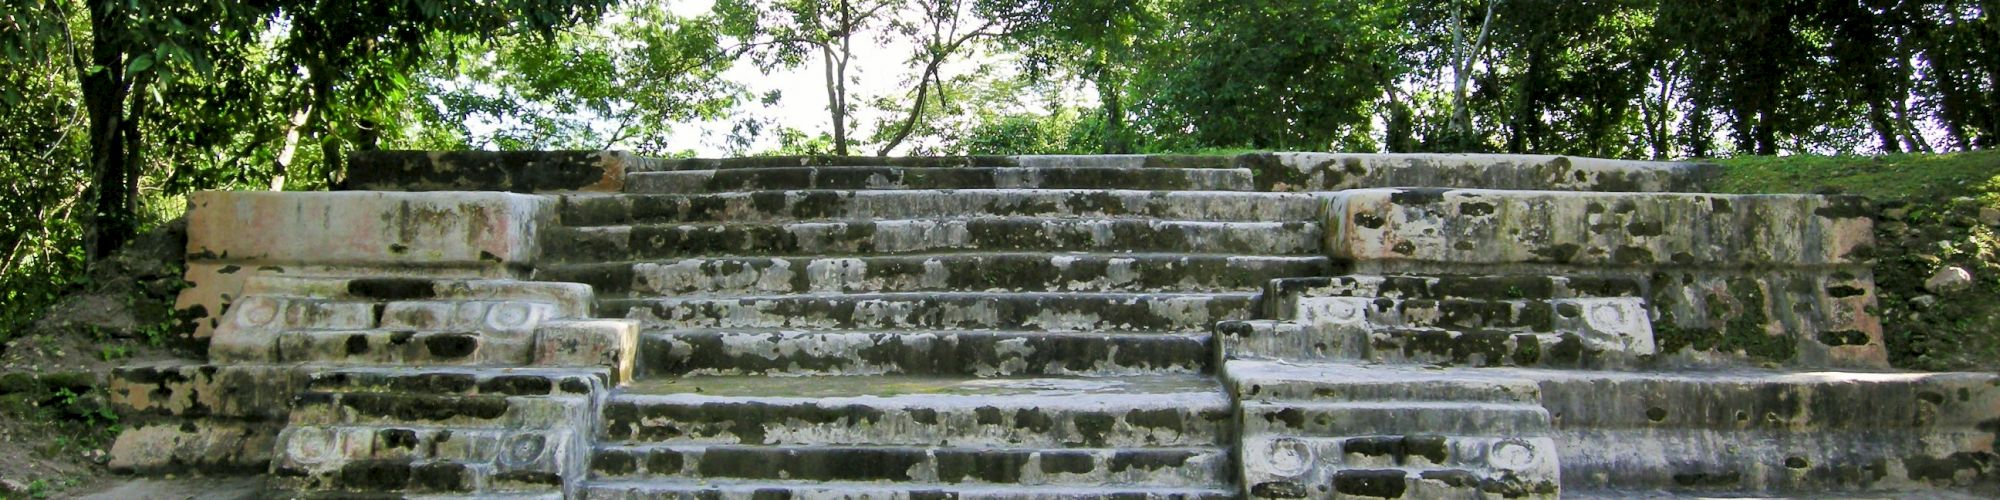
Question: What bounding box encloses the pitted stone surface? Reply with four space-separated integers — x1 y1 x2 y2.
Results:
542 253 1329 296
131 152 2000 498
557 189 1325 226
546 218 1322 262
626 166 1257 193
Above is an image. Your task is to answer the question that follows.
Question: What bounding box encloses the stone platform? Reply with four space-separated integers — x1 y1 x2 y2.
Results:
108 151 1997 498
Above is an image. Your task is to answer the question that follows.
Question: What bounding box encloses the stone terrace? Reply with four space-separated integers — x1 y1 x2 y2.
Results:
106 151 1999 499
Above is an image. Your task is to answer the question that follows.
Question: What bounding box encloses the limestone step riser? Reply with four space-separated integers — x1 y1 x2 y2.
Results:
240 276 596 318
274 425 578 476
544 219 1322 262
581 483 1235 499
1556 428 1996 493
641 330 1211 377
1253 468 1558 499
600 396 1233 448
1263 275 1643 309
1240 402 1552 438
625 167 1257 194
273 330 533 366
541 254 1331 296
1282 296 1651 335
634 155 1235 171
271 459 564 496
589 445 1229 486
1214 320 1367 364
288 392 595 430
208 296 573 364
1224 363 1543 404
1239 436 1561 499
607 293 1257 333
304 368 607 399
1240 435 1558 474
559 190 1324 226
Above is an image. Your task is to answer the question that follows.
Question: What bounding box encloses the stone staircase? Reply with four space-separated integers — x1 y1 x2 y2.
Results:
541 157 1326 498
105 152 2000 499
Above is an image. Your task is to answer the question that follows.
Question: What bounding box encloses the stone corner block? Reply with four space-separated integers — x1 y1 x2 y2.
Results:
177 191 556 339
534 319 639 385
108 419 282 474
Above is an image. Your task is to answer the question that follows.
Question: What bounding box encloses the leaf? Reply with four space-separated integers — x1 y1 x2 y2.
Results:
126 54 153 73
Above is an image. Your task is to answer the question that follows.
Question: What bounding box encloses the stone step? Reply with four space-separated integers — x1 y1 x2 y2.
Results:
624 166 1256 194
288 391 594 430
639 329 1211 377
1280 295 1651 334
303 366 608 398
544 218 1322 262
271 329 533 366
540 253 1331 296
589 444 1228 486
581 481 1234 499
1287 466 1558 499
273 425 579 477
1363 328 1559 368
557 189 1324 226
271 458 563 496
209 295 583 364
599 374 1232 448
630 155 1237 171
603 292 1258 333
1537 369 2000 494
241 276 595 318
1241 434 1557 475
1215 319 1360 362
1240 401 1553 437
1224 360 1544 403
1263 274 1643 312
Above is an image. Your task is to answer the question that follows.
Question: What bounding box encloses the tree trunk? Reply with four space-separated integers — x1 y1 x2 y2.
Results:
876 60 939 156
271 103 313 191
1096 71 1127 154
1448 1 1499 150
1868 100 1901 153
81 2 133 262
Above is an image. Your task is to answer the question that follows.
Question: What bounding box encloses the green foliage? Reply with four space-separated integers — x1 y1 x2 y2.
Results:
1134 0 1407 151
414 2 745 153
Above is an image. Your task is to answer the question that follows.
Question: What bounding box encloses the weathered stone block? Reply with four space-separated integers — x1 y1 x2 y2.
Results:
1242 153 1719 192
1326 189 1870 268
178 191 555 339
1324 189 1884 368
107 419 283 473
109 363 310 420
534 319 640 385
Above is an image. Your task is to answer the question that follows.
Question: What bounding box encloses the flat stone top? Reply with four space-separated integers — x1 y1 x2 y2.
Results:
621 373 1224 399
1226 359 1998 386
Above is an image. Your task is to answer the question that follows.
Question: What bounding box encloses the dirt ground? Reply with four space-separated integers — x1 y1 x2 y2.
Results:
0 224 198 499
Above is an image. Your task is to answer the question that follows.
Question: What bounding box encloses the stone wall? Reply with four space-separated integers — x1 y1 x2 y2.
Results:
1324 188 1884 368
177 191 554 340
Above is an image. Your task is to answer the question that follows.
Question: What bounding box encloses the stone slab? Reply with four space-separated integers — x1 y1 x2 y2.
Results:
176 191 555 339
1325 189 1870 268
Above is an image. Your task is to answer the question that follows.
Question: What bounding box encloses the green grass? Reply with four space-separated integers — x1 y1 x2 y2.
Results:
1711 149 2000 201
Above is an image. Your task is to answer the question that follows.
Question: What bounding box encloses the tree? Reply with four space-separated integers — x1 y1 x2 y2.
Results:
415 2 746 153
874 0 1002 155
1136 0 1407 151
719 0 900 156
985 0 1161 153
